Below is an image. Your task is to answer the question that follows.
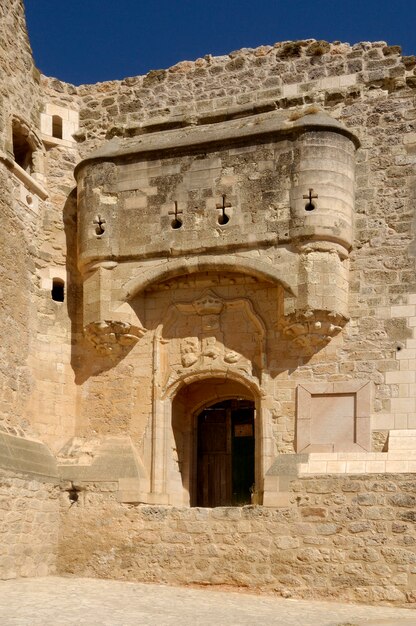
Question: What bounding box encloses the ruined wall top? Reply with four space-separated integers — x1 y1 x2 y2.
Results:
39 38 415 156
0 0 41 141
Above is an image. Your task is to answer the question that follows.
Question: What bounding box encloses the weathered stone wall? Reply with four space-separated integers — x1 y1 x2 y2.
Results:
50 38 416 452
0 469 59 579
1 0 416 599
28 136 80 452
3 4 415 455
0 3 63 578
54 40 414 153
0 0 41 143
0 0 80 448
58 474 416 606
0 432 60 579
0 0 41 438
0 167 32 436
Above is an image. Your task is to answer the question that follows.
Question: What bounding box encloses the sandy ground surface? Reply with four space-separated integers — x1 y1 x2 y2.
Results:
0 577 415 626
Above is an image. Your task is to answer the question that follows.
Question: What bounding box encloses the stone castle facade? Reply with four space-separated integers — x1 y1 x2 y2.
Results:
1 0 416 605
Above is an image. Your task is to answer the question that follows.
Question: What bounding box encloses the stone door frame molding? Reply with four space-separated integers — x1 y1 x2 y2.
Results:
143 369 277 506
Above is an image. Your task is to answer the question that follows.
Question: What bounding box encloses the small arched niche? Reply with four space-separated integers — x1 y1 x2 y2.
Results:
171 376 258 507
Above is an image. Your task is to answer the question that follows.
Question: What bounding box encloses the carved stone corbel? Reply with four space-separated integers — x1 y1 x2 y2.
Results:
84 321 145 356
281 309 348 351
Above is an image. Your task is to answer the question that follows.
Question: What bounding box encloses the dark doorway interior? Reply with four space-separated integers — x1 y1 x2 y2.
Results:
196 399 254 507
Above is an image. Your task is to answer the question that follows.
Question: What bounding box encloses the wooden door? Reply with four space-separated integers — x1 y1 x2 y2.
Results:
197 407 231 507
231 406 255 505
196 400 255 507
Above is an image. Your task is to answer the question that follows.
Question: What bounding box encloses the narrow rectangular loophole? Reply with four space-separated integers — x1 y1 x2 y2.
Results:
52 115 63 139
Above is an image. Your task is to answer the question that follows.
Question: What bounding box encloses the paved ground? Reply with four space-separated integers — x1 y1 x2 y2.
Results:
0 577 415 626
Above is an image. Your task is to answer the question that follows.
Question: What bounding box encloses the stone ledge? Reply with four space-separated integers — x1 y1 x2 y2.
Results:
0 152 48 200
0 432 58 481
57 437 149 491
388 429 416 450
298 450 416 475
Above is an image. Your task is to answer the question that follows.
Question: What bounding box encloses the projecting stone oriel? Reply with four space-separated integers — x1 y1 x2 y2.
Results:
75 109 359 355
289 118 359 257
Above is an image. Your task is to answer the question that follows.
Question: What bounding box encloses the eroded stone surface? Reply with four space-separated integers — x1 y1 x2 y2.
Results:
1 0 416 605
57 474 416 606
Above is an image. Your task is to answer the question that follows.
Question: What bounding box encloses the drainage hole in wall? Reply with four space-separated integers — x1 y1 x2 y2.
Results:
67 486 79 503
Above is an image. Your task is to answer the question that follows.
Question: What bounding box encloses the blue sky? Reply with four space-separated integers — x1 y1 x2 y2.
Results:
24 0 415 86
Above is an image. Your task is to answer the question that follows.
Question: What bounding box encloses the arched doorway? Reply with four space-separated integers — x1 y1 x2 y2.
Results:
196 399 255 507
170 376 258 507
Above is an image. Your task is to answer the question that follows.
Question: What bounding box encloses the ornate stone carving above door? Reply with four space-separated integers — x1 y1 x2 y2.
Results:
179 336 249 373
158 290 266 389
